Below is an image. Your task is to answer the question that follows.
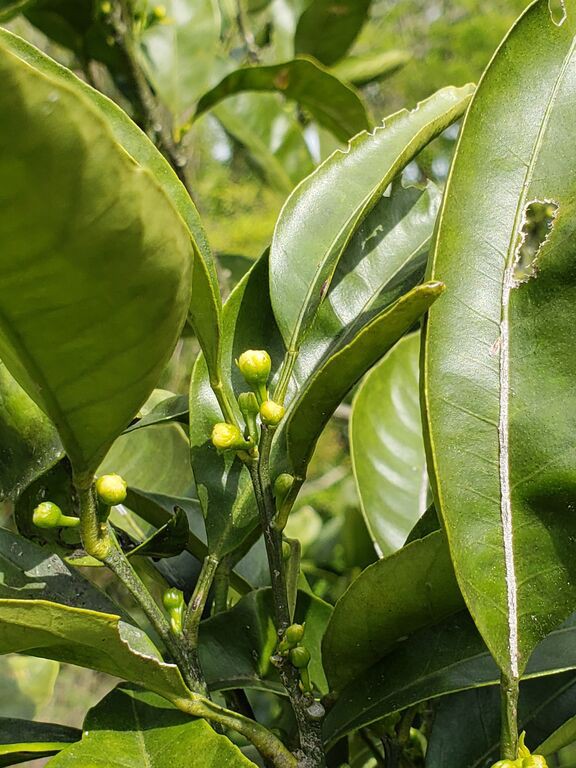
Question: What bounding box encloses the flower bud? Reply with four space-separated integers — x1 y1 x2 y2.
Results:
152 4 166 19
237 350 271 386
282 540 292 560
95 473 127 506
522 758 547 768
211 423 251 452
162 587 184 634
491 762 519 768
285 623 305 645
289 645 311 669
33 501 79 529
260 400 285 426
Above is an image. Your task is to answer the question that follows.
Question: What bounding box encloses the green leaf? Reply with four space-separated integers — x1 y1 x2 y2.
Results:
426 673 576 767
269 85 473 353
194 57 369 142
0 30 192 479
0 525 124 615
294 0 371 65
127 507 189 560
0 599 189 700
99 423 194 498
284 282 444 478
0 362 63 502
200 588 331 694
0 655 59 719
0 0 31 22
322 530 463 693
329 50 410 86
124 394 189 434
214 93 315 194
323 610 576 744
189 254 285 558
0 717 79 767
351 333 428 556
47 686 255 767
0 27 223 397
422 0 576 680
539 714 576 757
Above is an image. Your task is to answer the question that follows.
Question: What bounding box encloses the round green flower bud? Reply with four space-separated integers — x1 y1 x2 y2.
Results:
33 501 63 529
491 761 519 768
95 473 127 506
211 422 250 452
237 350 271 386
521 758 547 768
260 400 285 426
152 4 166 19
290 645 311 669
33 501 79 529
282 540 292 560
285 623 305 645
162 588 183 611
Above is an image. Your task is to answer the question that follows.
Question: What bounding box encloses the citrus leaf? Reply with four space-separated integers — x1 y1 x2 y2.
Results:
322 530 463 693
269 85 473 355
47 686 255 767
294 0 371 65
0 717 79 767
350 333 428 556
194 57 369 142
330 50 410 86
0 30 192 479
423 0 576 679
0 656 59 719
124 395 189 434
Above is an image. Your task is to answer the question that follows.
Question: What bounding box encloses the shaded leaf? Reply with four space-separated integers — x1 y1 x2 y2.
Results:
0 656 59 719
422 0 576 679
127 506 189 560
322 530 463 693
0 30 192 479
0 362 63 502
294 0 371 65
48 686 255 767
269 85 473 354
330 50 410 86
194 57 369 142
124 394 189 434
350 333 428 555
0 717 79 767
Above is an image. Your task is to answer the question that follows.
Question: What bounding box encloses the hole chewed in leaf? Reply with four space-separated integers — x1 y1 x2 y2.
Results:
512 200 558 284
549 0 567 26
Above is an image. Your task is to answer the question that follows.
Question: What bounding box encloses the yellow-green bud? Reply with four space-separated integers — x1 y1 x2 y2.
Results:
95 473 127 506
491 762 519 768
285 623 305 645
274 473 293 506
260 400 285 426
162 588 184 634
33 501 79 529
290 645 311 669
152 4 166 19
237 350 271 386
211 422 251 452
282 540 291 560
522 758 547 768
100 0 112 13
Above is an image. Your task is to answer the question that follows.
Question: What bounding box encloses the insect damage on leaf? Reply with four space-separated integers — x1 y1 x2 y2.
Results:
512 200 559 284
548 0 567 26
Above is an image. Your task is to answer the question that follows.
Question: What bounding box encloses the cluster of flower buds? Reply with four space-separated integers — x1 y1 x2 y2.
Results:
211 349 286 456
491 734 548 768
163 588 185 634
277 623 312 693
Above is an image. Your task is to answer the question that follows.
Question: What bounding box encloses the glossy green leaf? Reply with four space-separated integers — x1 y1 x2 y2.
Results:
48 686 255 767
0 525 124 615
124 395 189 434
351 333 428 556
293 180 441 383
189 254 285 558
426 673 576 768
0 28 222 397
0 362 63 502
0 599 189 700
422 0 576 679
294 0 371 65
285 282 444 478
330 50 410 86
127 506 188 560
269 85 473 353
539 714 576 757
99 423 194 498
214 93 315 193
324 610 576 744
322 530 463 693
0 655 59 719
0 717 79 767
194 57 369 142
0 30 192 479
200 588 331 694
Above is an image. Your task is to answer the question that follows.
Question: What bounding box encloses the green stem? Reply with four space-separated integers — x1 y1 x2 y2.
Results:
183 554 219 647
210 378 240 427
273 347 299 406
172 695 297 768
213 557 232 614
76 484 112 561
500 672 519 759
249 427 326 768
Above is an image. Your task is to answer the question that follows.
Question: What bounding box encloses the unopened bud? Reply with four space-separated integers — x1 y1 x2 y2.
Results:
33 501 79 529
260 399 285 426
211 422 251 452
95 473 127 506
